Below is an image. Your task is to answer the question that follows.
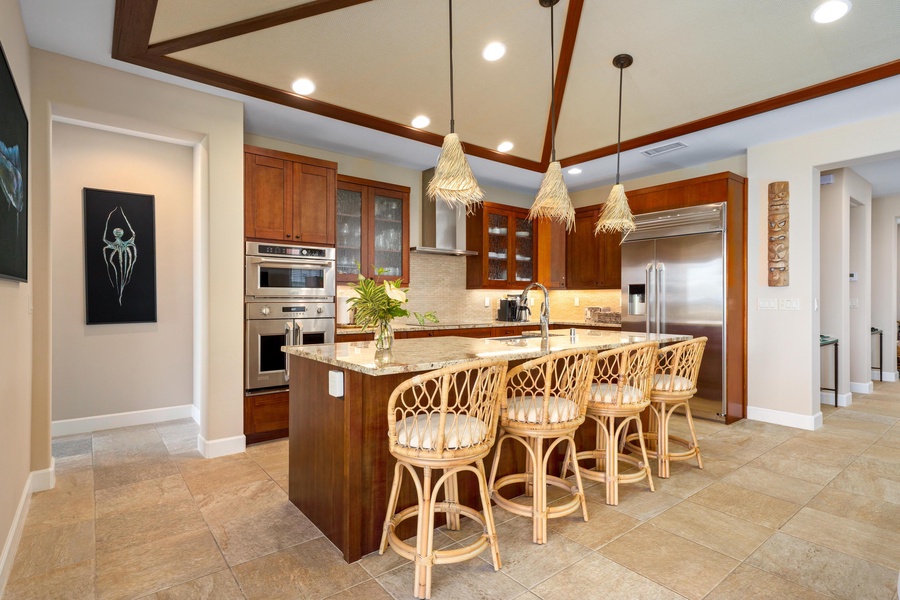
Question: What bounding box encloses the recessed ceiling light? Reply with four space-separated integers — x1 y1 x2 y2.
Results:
567 168 583 175
812 0 851 23
411 115 430 129
291 78 316 95
482 42 506 62
497 141 514 152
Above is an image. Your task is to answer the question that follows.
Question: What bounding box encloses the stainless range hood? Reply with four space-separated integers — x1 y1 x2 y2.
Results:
411 168 478 256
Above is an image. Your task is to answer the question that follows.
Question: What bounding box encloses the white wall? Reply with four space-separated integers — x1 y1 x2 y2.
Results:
0 0 33 592
871 194 900 380
819 170 848 401
846 169 872 388
747 111 900 430
50 123 194 421
30 49 245 457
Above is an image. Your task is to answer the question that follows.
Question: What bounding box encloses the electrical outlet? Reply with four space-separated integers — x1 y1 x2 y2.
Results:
850 298 859 309
484 296 490 308
574 297 580 307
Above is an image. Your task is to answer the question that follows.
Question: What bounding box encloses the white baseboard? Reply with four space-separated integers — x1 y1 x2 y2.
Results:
0 458 57 596
748 406 822 431
820 391 853 407
31 458 55 493
850 381 874 395
198 434 246 459
873 370 898 382
52 404 194 437
191 404 201 424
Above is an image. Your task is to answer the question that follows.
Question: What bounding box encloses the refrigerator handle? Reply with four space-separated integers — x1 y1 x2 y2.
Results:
656 263 665 336
645 263 654 337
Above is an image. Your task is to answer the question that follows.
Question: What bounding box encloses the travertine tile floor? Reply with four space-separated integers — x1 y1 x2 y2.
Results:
6 384 900 599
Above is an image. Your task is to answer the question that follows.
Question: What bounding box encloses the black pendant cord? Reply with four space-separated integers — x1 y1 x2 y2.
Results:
549 3 557 163
448 0 455 134
614 63 623 185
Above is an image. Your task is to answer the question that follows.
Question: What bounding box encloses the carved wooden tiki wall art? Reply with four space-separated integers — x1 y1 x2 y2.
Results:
767 181 789 286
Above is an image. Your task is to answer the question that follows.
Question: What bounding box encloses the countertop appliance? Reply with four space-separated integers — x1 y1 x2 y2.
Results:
245 300 335 392
621 203 726 421
245 242 335 300
498 294 530 322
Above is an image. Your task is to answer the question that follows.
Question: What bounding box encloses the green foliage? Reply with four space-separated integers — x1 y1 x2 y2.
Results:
346 265 410 331
413 311 439 326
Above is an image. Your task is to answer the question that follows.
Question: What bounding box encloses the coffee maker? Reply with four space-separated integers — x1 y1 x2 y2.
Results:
498 294 528 322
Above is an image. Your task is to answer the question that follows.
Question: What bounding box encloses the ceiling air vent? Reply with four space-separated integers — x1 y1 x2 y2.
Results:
641 142 688 157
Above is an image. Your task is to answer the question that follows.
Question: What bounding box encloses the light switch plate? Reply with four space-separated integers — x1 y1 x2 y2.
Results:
328 370 344 398
778 298 800 311
758 299 777 310
574 297 580 307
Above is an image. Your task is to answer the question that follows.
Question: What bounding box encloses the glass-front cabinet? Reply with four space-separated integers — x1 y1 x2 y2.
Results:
466 202 536 289
336 175 410 284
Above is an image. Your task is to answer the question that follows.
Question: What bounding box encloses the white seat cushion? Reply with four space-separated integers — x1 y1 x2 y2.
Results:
396 413 488 450
590 383 644 404
653 374 694 391
507 396 579 424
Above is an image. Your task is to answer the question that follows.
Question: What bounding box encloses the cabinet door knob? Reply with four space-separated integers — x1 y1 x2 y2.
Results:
285 234 290 238
295 235 301 239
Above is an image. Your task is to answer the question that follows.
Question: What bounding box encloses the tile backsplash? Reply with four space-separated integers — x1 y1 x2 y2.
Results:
337 253 621 324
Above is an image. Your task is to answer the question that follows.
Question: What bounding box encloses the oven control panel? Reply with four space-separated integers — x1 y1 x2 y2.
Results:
246 301 336 320
246 241 336 260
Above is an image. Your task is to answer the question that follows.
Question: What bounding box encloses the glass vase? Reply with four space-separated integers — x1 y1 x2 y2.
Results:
375 319 394 350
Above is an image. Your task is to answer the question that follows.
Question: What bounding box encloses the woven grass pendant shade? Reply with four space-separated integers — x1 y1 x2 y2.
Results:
594 54 635 238
528 0 575 232
427 133 484 209
426 0 484 211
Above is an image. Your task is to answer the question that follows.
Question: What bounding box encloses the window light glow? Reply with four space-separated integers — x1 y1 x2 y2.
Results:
291 78 316 95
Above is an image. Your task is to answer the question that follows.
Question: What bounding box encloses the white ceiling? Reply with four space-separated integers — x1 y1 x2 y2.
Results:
18 0 900 197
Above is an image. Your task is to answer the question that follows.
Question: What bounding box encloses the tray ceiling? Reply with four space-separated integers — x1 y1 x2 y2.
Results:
113 0 900 173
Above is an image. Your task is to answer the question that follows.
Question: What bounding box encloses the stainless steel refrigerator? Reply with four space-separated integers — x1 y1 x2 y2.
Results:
621 202 726 421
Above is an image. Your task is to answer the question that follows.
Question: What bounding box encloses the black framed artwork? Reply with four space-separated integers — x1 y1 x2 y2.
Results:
0 41 28 282
83 188 157 324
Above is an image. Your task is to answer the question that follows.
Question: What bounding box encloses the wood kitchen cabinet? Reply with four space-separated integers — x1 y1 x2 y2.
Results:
336 175 410 284
244 390 289 444
244 145 337 245
536 218 567 289
466 202 537 289
566 207 621 289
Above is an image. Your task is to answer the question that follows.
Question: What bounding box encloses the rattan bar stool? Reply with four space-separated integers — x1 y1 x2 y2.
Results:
624 337 707 478
564 341 658 505
379 359 508 600
488 349 598 545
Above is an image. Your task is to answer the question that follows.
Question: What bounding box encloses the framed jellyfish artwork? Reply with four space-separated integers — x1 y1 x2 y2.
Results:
82 188 157 324
0 41 28 283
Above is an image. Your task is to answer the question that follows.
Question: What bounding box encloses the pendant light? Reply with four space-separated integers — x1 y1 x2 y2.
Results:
426 0 484 211
528 0 575 232
594 53 635 238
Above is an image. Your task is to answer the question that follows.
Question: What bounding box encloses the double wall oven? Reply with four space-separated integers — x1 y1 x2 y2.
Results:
245 242 336 392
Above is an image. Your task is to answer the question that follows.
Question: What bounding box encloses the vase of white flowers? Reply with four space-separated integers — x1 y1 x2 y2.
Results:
346 270 410 351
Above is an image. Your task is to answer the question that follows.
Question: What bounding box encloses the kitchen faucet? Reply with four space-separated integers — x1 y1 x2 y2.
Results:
521 282 550 342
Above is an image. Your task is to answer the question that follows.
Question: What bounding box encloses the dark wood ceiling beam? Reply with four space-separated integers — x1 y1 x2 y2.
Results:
560 58 900 168
147 0 373 56
540 0 583 167
113 0 158 58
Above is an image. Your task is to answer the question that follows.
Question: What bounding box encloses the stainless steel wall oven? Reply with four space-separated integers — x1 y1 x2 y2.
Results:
245 242 336 392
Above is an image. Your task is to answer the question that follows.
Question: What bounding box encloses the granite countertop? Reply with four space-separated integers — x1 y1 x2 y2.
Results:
335 320 621 335
285 329 688 376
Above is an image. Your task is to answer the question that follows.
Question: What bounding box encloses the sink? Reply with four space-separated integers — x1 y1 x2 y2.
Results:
486 333 565 342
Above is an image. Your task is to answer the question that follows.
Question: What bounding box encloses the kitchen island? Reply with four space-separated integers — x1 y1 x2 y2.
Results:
285 330 689 562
